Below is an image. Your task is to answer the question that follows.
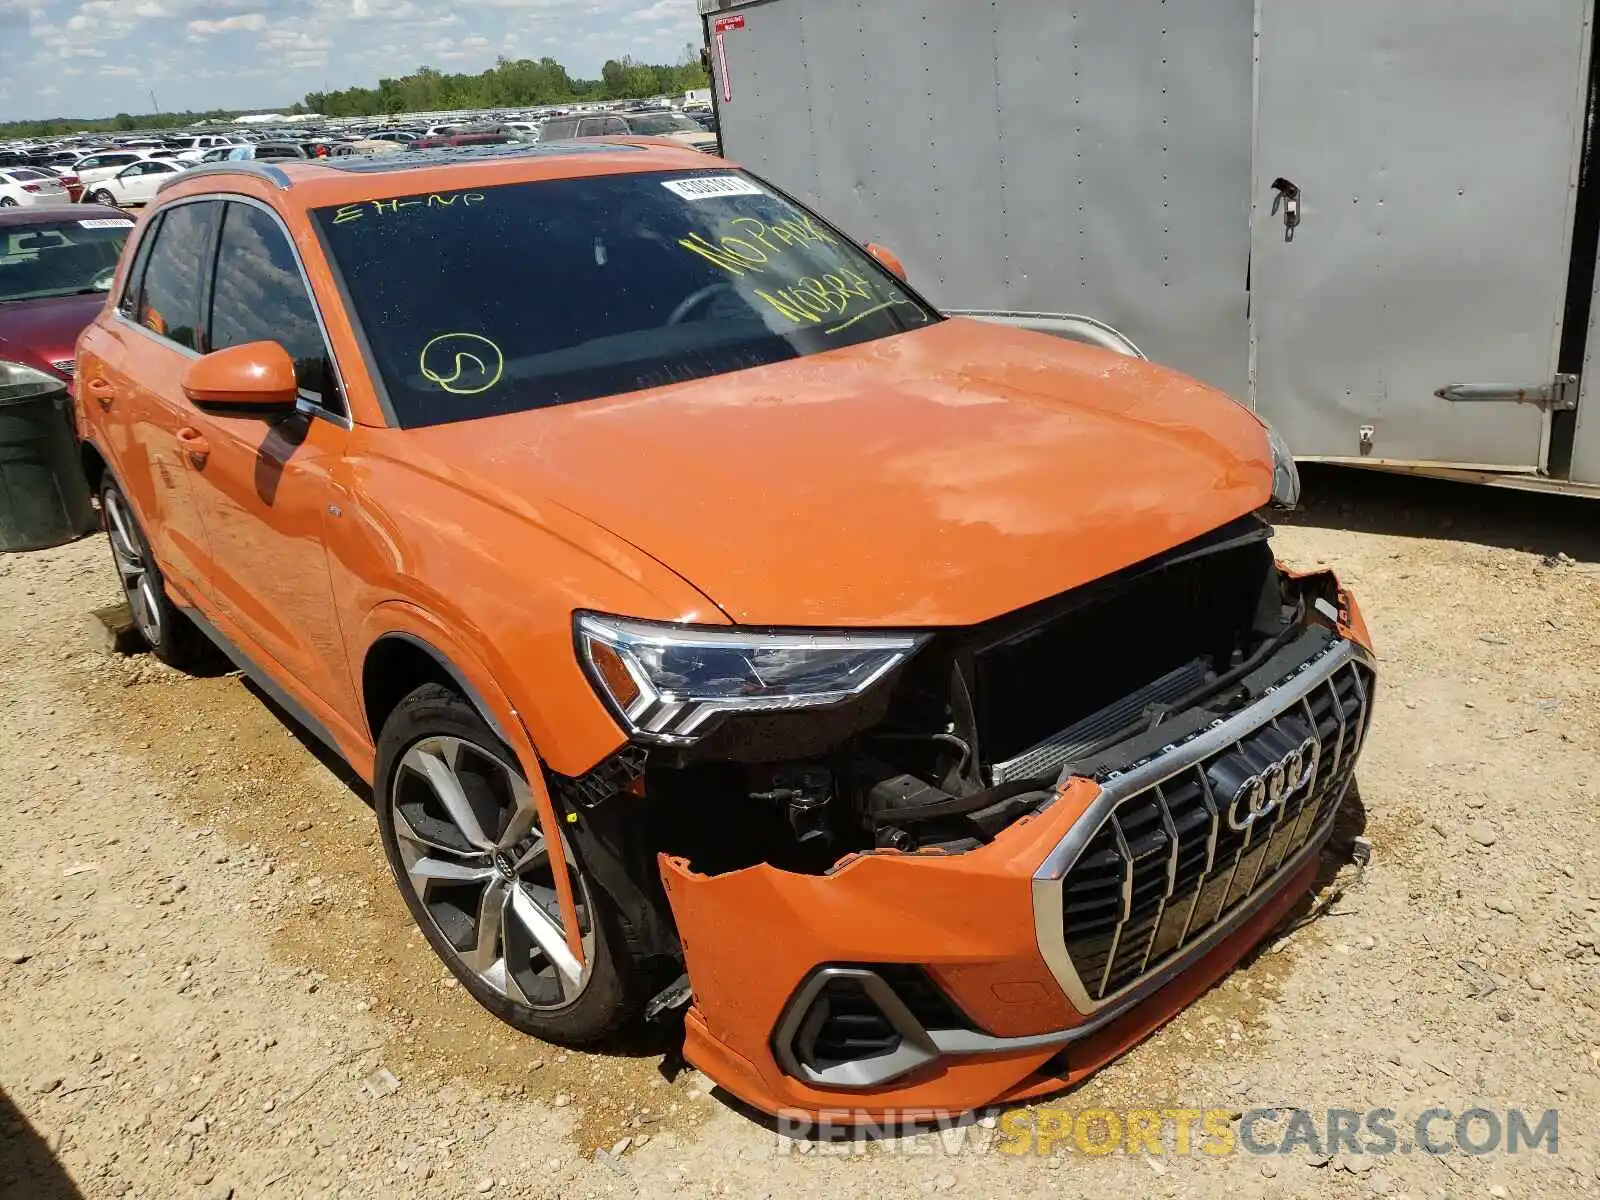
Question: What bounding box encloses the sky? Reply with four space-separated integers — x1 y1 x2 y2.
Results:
0 0 702 121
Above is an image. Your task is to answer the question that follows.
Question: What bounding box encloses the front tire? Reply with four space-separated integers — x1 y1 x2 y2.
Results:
100 480 206 668
374 684 636 1045
90 189 116 207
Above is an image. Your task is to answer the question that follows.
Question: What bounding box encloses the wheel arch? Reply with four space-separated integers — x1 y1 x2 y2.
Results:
358 611 591 972
361 631 512 748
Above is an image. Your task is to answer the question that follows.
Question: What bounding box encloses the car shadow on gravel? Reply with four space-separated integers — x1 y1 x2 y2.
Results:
232 674 687 1067
236 676 373 802
0 1086 82 1199
1283 464 1600 563
713 782 1371 1144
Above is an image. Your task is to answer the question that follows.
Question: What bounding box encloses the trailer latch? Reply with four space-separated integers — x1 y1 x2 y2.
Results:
1434 374 1579 411
1269 178 1301 243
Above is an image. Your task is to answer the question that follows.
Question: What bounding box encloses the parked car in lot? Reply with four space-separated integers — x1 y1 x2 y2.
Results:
197 146 255 164
0 167 70 207
408 130 519 151
538 111 718 152
36 167 85 202
0 203 132 379
73 145 1374 1124
82 159 185 209
253 142 310 161
70 150 158 189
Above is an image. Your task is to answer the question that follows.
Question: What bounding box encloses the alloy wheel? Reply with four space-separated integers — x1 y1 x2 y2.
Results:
103 489 162 647
390 735 594 1009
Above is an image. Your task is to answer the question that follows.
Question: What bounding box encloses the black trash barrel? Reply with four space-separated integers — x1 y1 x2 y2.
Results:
0 372 95 552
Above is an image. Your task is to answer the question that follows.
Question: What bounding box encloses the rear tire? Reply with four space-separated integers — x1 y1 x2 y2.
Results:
0 197 15 207
374 684 638 1046
100 479 206 668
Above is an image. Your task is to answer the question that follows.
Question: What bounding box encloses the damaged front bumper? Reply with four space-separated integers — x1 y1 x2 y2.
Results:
659 590 1375 1123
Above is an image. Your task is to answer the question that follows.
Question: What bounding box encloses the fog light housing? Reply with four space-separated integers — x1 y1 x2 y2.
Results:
773 965 966 1089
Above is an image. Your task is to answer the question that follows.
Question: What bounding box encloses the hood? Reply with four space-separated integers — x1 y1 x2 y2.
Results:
0 293 103 375
399 319 1273 628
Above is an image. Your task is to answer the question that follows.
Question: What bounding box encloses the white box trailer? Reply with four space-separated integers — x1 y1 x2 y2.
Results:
701 0 1600 495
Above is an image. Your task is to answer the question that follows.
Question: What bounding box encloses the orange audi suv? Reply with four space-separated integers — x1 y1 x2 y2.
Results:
74 142 1374 1123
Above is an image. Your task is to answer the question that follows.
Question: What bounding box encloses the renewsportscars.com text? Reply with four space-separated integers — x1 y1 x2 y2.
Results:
775 1107 1559 1158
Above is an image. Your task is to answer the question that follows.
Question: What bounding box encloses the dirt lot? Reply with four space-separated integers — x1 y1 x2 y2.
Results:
3 466 1599 1200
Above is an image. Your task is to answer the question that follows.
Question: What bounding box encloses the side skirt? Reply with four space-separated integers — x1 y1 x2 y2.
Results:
177 600 347 761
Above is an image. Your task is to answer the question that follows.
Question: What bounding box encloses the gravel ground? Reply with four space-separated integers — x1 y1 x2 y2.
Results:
2 465 1599 1200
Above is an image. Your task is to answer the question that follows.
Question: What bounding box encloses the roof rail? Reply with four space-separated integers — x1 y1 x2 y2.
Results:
156 161 293 195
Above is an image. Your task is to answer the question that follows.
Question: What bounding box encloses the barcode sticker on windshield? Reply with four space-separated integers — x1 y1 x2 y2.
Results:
661 175 765 201
79 218 134 228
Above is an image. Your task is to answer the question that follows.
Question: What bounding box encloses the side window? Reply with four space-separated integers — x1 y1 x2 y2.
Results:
135 201 219 350
576 118 605 137
209 202 341 413
118 212 164 320
77 155 103 171
605 117 628 135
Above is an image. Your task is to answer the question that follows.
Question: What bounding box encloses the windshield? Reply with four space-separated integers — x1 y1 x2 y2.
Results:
630 114 699 135
0 217 132 302
312 169 936 428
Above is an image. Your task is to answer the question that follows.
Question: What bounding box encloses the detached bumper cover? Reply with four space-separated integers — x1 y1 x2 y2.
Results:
662 592 1375 1121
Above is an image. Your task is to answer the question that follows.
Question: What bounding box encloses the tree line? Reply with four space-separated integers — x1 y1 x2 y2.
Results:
0 49 710 138
0 108 291 139
303 51 710 118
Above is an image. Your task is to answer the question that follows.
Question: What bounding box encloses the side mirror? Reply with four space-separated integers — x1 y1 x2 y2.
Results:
865 242 907 283
181 341 299 418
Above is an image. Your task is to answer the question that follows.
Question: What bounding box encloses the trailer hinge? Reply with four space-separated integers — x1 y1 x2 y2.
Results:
1434 374 1579 411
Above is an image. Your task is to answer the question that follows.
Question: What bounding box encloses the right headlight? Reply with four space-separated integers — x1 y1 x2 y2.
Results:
1263 417 1301 509
575 612 924 744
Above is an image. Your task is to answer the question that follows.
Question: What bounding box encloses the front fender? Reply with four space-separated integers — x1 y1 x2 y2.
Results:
332 429 725 777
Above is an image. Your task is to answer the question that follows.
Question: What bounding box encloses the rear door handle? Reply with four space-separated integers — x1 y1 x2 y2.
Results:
176 426 211 469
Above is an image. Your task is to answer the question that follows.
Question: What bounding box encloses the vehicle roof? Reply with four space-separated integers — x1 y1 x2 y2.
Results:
0 203 126 228
158 140 727 210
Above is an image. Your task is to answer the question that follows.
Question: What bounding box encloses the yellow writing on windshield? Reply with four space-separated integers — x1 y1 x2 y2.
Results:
419 332 504 395
332 192 487 225
677 214 838 278
675 213 919 332
751 268 927 335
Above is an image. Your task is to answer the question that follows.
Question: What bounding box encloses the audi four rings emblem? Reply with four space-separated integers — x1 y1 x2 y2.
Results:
1225 736 1321 832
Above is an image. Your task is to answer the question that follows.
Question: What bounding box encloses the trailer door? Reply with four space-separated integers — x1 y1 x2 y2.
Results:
1251 0 1593 470
704 0 1257 404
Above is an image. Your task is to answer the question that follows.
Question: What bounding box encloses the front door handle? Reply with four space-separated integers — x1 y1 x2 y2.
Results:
85 377 116 410
176 426 211 469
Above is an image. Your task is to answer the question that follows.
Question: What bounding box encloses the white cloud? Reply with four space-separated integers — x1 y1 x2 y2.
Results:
7 0 703 118
632 0 683 20
187 11 263 33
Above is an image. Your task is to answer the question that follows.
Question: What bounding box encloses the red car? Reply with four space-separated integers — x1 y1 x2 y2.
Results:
52 170 85 203
0 203 132 381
